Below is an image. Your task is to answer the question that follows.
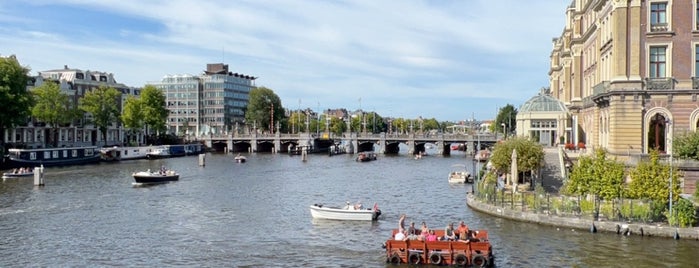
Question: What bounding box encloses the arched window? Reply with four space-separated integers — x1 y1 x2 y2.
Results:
648 113 667 152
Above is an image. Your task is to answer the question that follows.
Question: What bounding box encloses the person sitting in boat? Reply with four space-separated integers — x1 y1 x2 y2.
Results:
159 165 167 175
11 168 18 174
406 221 420 240
419 222 430 240
394 228 407 241
353 202 363 210
425 229 438 241
443 222 457 241
456 221 469 240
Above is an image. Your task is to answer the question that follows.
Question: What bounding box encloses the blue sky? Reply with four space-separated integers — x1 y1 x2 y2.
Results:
0 0 569 122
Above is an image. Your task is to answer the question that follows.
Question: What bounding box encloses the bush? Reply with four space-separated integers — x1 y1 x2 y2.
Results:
666 198 697 227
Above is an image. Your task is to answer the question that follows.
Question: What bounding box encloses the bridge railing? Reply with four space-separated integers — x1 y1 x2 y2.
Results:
200 132 502 141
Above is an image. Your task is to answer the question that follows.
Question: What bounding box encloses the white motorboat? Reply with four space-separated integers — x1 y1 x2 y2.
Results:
2 168 34 179
146 146 170 159
309 202 381 221
448 164 472 183
234 154 247 163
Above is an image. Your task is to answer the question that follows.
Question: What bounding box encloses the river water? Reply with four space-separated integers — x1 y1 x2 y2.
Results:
1 149 697 267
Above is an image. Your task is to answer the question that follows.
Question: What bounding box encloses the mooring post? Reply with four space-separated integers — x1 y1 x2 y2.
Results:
33 165 44 186
198 153 206 167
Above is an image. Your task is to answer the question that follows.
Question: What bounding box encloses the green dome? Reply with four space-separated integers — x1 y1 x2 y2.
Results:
519 93 568 113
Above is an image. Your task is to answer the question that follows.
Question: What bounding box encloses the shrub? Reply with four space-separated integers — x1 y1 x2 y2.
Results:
666 198 697 227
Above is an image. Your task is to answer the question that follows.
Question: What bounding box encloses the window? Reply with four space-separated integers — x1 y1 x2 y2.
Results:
650 46 667 78
650 2 667 26
696 45 699 77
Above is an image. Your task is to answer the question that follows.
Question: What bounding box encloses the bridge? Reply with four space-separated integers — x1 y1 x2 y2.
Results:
198 132 502 156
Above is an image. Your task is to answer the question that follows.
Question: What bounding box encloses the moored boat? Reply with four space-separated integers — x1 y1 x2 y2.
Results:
310 202 381 221
234 154 247 163
100 146 156 161
132 168 179 184
2 168 35 179
145 144 205 159
146 146 170 159
474 149 490 162
3 146 100 168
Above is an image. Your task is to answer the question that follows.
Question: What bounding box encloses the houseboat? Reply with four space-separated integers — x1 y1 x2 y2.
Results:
146 144 205 159
4 146 101 168
100 146 156 161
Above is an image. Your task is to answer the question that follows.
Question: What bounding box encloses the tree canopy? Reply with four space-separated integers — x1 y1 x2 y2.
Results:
245 87 283 132
0 55 33 147
79 86 121 145
627 150 681 204
140 85 168 135
492 104 517 135
563 149 625 200
489 136 545 175
31 81 78 147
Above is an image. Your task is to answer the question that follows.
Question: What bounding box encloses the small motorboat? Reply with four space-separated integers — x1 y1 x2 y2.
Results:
2 168 35 179
234 154 247 163
132 168 179 184
448 164 472 183
309 202 381 221
356 151 377 162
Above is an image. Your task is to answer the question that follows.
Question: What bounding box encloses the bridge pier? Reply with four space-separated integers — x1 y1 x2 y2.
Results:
379 133 387 154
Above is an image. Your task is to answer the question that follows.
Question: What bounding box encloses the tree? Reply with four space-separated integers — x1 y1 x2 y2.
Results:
489 136 545 184
0 55 33 150
79 86 121 146
563 149 625 200
245 87 283 133
31 81 77 147
492 104 517 135
627 150 681 204
673 131 699 160
140 85 168 136
121 95 144 144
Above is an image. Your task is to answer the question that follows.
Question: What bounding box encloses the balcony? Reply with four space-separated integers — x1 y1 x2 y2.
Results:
592 81 610 95
644 77 674 90
693 77 699 89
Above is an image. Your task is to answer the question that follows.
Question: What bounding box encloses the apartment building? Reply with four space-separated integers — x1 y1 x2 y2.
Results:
549 0 699 156
152 63 256 136
4 65 138 148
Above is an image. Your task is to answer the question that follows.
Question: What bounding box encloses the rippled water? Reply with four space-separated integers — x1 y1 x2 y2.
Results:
1 150 698 267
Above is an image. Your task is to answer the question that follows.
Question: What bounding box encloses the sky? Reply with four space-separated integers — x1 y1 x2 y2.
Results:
0 0 570 122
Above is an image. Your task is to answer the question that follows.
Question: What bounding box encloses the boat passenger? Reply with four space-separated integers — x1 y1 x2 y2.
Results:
443 222 457 241
394 228 407 241
398 214 406 230
456 221 469 239
425 229 438 241
420 222 429 240
354 202 363 210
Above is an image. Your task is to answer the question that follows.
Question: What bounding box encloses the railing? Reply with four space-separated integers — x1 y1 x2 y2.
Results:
645 77 674 90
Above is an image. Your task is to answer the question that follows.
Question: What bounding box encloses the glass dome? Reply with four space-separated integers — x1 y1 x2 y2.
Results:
519 92 568 113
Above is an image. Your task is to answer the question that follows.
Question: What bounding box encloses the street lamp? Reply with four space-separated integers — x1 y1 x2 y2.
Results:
666 119 674 226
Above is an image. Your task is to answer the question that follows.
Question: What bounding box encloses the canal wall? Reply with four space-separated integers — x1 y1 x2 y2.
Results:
466 194 699 240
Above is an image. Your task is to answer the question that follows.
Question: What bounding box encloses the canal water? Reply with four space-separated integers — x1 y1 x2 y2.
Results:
1 149 697 267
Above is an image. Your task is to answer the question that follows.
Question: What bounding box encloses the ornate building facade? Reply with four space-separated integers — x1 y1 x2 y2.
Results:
550 0 699 157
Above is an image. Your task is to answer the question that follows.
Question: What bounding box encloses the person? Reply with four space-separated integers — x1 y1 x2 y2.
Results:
443 222 457 241
406 221 420 240
420 222 429 240
398 214 406 230
456 221 469 239
425 229 438 241
394 229 406 241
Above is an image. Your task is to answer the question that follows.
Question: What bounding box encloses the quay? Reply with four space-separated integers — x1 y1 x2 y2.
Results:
198 132 500 155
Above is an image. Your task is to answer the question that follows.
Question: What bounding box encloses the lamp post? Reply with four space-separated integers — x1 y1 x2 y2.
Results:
501 123 506 139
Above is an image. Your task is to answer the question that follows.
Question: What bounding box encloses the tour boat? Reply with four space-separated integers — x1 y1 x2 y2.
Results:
132 169 179 184
309 202 381 221
385 228 494 266
4 146 100 168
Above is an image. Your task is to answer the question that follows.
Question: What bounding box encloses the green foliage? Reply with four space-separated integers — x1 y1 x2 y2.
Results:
563 149 625 200
627 150 681 205
30 81 76 147
121 95 144 134
666 198 697 227
245 87 283 132
79 86 121 145
140 85 168 135
579 198 594 214
489 136 544 175
673 131 699 160
491 104 517 134
0 55 33 142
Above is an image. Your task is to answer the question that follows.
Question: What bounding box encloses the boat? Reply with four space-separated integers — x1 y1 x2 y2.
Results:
234 154 247 163
448 164 472 183
3 146 100 168
2 168 34 179
356 151 377 162
100 146 157 161
475 149 490 162
132 168 179 184
309 202 381 221
145 144 205 159
385 228 494 266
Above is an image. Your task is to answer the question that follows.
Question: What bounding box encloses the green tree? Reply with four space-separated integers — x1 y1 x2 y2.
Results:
329 116 347 135
79 86 121 146
564 149 625 200
140 85 168 135
627 150 681 204
245 87 284 133
0 55 33 150
673 131 699 160
121 95 144 144
31 81 76 147
489 136 545 183
492 104 517 135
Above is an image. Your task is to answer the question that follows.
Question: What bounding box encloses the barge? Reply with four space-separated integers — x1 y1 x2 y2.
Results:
384 229 494 266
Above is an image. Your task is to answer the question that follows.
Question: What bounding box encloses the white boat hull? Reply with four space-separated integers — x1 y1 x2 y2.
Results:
309 204 380 221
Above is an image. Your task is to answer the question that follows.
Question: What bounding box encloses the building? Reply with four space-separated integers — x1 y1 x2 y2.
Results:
4 65 138 148
517 88 570 147
549 0 699 157
152 63 256 136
